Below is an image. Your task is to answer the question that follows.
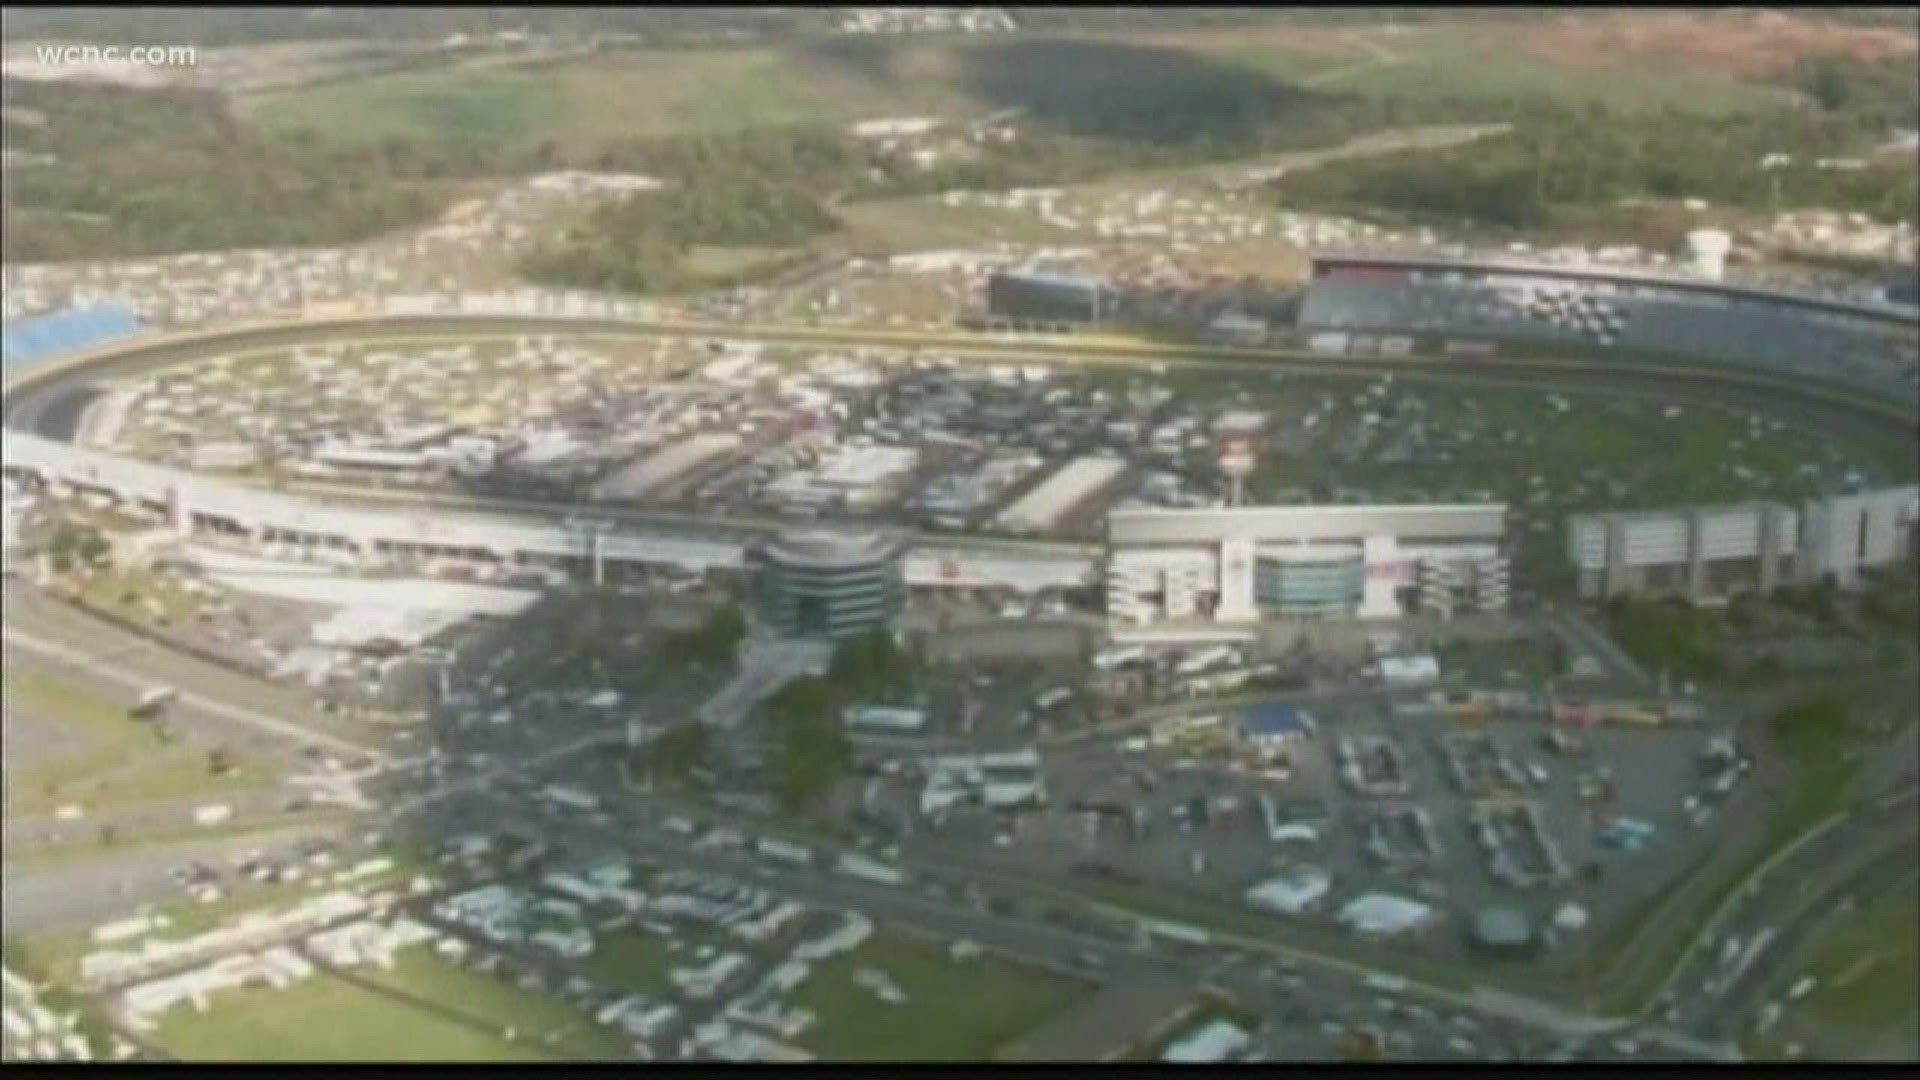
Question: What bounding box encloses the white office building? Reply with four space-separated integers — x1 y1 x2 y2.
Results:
1105 504 1508 625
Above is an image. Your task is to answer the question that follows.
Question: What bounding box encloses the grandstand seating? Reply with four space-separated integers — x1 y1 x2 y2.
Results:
1 303 143 373
1299 269 1920 401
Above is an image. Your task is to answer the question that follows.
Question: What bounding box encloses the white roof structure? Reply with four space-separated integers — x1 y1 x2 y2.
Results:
1378 654 1441 684
1162 1019 1251 1063
592 432 741 500
995 455 1127 534
1244 867 1332 915
1553 902 1590 932
844 706 928 731
1337 893 1437 938
814 445 918 489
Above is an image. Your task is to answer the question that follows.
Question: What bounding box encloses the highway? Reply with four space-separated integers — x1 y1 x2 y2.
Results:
1655 786 1920 1045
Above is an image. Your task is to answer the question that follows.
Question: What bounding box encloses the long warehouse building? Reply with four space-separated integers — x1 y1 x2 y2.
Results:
1105 504 1509 624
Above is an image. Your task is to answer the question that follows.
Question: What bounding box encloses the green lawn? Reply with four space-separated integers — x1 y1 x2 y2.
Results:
1108 20 1793 115
1305 43 1790 115
1603 598 1732 686
237 21 1796 157
239 48 964 149
75 567 205 630
148 970 556 1062
578 928 682 999
1763 697 1865 847
791 931 1089 1061
1795 879 1920 1037
2 668 268 818
351 950 634 1061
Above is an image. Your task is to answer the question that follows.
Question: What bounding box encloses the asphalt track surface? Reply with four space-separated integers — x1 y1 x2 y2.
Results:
6 315 1916 461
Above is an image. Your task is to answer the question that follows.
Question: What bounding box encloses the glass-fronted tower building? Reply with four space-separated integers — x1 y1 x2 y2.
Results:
749 529 907 640
1253 546 1367 616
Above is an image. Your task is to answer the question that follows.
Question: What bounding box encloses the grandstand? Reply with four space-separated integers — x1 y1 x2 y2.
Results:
1298 255 1920 402
1 303 144 374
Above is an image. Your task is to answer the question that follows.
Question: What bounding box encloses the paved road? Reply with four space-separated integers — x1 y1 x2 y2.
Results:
698 639 831 728
1716 842 1919 1044
1544 608 1654 689
2 587 387 761
1658 786 1920 1043
3 624 382 763
383 731 623 819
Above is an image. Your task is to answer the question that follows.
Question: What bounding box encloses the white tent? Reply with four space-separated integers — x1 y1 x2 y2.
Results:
1244 867 1332 915
1553 902 1590 932
1337 892 1437 938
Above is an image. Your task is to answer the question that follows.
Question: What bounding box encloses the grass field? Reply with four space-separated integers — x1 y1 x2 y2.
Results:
239 48 963 147
1 667 269 819
235 16 1820 153
577 928 682 999
74 567 206 630
350 949 634 1060
791 931 1089 1061
1794 878 1920 1039
1117 16 1827 115
148 969 556 1062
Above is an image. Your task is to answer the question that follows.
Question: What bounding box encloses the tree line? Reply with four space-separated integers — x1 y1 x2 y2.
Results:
1267 99 1919 236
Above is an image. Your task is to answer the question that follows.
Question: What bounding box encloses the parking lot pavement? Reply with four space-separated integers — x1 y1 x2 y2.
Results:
414 780 1659 1054
856 689 1743 984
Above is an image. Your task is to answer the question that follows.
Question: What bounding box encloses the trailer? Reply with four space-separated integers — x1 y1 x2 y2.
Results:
1141 918 1212 946
540 786 600 813
130 686 177 719
1032 687 1074 713
1175 645 1239 677
1362 973 1410 993
755 837 815 866
837 852 908 886
1092 645 1149 671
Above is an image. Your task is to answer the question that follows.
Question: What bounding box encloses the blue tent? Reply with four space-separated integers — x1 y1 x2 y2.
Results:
1240 704 1317 742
